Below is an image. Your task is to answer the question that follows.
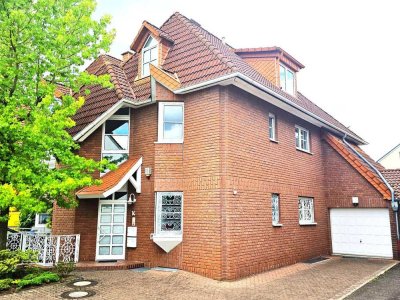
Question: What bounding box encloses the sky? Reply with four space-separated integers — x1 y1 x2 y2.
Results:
95 0 400 160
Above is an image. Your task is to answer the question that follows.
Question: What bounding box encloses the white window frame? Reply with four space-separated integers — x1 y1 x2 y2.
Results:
154 192 183 237
295 125 310 152
271 194 281 226
35 213 50 228
101 109 130 175
141 35 158 78
157 102 184 143
279 64 295 95
269 113 276 141
298 197 315 225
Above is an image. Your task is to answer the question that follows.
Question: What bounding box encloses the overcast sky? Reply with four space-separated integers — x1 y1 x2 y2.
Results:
95 0 400 160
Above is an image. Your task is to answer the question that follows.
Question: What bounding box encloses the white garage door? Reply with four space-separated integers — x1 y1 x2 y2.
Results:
330 208 393 258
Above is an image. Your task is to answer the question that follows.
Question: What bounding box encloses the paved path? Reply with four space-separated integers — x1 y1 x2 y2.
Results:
346 263 400 300
2 257 396 300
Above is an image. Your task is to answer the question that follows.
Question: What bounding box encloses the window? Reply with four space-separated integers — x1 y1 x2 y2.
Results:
102 108 130 174
269 113 276 141
271 194 280 225
280 64 295 95
35 213 50 227
295 125 310 152
155 192 183 236
142 36 158 77
158 102 184 143
298 197 314 225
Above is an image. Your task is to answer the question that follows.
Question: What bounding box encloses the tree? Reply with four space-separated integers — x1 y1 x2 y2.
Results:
0 0 115 248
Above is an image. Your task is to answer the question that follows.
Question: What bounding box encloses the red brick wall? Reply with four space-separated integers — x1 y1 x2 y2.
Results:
52 82 396 280
221 86 329 279
322 141 399 259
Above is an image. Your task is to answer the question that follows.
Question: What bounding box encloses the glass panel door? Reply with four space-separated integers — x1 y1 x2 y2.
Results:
96 202 126 260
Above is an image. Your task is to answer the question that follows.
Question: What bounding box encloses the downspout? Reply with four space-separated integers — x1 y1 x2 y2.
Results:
342 135 400 240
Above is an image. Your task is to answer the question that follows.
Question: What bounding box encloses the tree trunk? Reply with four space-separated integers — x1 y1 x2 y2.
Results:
0 208 9 250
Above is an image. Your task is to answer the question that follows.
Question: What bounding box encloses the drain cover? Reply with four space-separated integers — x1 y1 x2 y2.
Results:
69 291 89 298
61 290 95 299
152 267 178 272
73 281 92 287
131 267 151 272
304 256 329 264
67 279 98 288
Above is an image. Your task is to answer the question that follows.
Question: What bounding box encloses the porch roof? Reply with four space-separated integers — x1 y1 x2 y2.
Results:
76 156 142 199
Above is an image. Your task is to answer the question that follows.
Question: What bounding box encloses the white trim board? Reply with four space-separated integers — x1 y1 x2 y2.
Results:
174 73 366 145
73 99 153 143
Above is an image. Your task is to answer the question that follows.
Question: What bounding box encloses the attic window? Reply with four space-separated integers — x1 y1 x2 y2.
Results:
280 64 295 95
142 36 158 77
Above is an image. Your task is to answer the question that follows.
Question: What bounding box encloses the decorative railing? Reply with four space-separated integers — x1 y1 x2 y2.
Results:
6 233 80 266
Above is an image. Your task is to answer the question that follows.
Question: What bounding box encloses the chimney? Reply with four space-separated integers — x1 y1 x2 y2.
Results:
122 50 134 62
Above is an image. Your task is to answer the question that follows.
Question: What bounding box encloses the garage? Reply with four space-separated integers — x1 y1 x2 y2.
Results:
330 208 393 258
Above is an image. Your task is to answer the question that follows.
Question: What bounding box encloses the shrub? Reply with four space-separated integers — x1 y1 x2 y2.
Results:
53 261 75 277
0 250 38 279
14 272 60 289
0 278 13 291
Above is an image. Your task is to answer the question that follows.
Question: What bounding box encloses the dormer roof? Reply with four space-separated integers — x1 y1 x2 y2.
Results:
130 20 174 52
235 47 305 72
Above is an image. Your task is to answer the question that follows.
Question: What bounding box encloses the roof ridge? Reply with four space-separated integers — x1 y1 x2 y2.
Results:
173 12 237 72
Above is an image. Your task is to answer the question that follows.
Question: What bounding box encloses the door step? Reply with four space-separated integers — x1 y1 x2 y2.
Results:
76 261 144 271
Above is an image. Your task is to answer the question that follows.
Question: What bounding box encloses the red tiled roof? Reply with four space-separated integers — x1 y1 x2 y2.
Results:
55 84 71 97
323 133 390 200
159 13 362 142
70 11 365 145
70 54 151 137
381 169 400 199
76 156 141 197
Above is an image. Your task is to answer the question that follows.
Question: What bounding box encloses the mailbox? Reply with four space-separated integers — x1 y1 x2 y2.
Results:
127 226 137 248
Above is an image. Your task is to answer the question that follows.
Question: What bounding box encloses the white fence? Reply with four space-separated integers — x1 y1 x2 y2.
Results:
6 233 80 266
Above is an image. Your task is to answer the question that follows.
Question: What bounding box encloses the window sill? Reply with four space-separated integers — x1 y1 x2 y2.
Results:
269 139 279 144
299 222 317 226
272 223 283 227
296 148 313 155
152 235 183 253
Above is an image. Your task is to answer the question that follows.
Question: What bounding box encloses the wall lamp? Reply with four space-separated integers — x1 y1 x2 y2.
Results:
145 167 152 177
127 193 136 205
392 201 399 212
352 197 359 207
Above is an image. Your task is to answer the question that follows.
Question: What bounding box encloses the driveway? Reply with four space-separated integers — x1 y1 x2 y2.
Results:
2 257 396 300
346 263 400 300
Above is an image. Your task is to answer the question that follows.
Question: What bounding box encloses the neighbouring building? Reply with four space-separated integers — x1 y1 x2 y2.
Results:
52 12 400 280
378 144 400 169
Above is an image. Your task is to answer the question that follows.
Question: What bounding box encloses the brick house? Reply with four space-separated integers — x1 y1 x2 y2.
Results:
52 12 400 280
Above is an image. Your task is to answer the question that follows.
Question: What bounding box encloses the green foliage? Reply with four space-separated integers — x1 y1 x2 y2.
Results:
0 0 115 221
53 261 75 277
0 278 13 291
13 271 60 289
0 250 38 278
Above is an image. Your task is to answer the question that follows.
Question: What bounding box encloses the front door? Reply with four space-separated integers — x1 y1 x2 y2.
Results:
96 201 127 260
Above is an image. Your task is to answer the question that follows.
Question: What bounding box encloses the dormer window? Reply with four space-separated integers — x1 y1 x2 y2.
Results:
142 36 158 77
280 64 295 95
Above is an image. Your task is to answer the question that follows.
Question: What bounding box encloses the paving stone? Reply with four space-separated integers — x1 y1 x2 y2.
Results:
1 257 395 300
